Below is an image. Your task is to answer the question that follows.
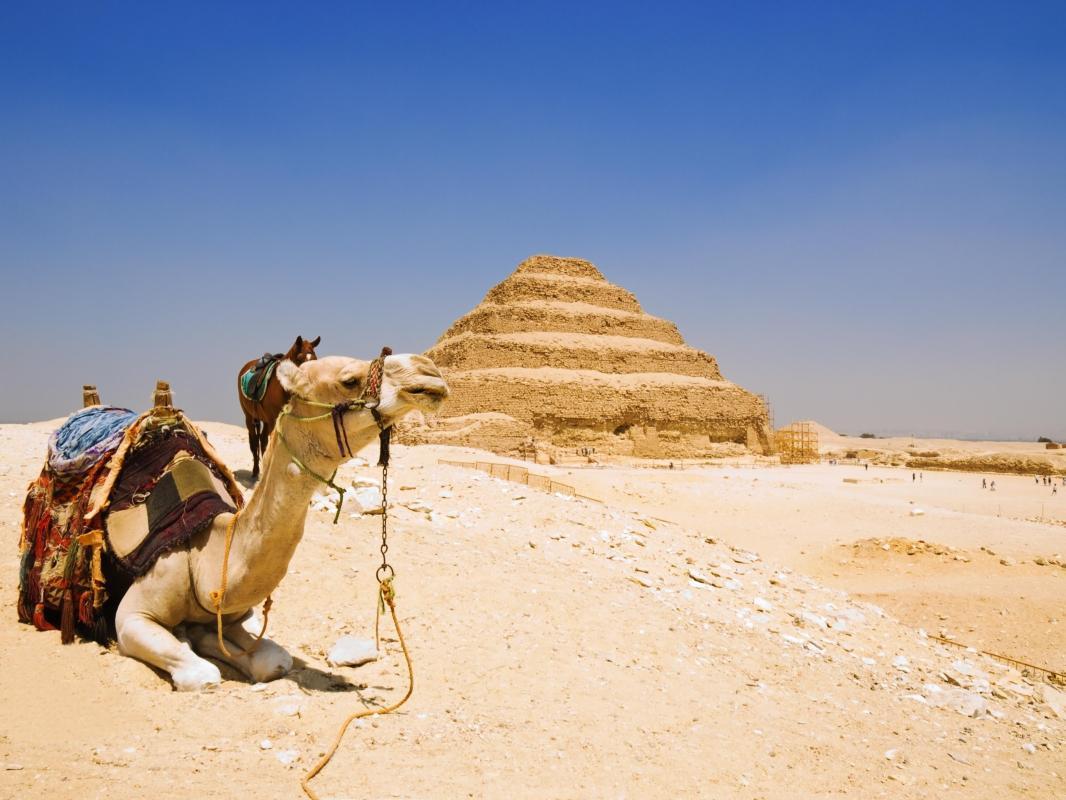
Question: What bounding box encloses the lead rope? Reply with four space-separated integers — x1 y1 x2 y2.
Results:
210 510 273 658
302 449 413 800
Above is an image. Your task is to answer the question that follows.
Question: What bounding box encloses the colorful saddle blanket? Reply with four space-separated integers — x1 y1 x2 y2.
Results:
18 407 243 642
102 426 239 576
48 406 138 476
240 353 282 402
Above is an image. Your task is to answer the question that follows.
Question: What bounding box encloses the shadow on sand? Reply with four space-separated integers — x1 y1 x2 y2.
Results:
233 469 258 490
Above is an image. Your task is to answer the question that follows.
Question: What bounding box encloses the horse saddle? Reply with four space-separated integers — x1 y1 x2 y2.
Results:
240 352 283 403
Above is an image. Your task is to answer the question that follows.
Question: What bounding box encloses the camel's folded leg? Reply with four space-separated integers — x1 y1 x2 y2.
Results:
116 603 222 692
186 617 293 684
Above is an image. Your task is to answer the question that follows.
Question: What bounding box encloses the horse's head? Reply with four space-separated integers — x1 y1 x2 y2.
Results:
285 335 321 365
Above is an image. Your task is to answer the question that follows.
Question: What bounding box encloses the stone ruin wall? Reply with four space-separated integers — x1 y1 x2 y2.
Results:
405 255 773 460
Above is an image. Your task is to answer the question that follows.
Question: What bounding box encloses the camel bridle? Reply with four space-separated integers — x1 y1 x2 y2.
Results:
274 347 394 528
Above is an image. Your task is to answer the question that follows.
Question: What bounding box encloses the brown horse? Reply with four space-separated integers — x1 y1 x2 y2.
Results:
237 335 320 480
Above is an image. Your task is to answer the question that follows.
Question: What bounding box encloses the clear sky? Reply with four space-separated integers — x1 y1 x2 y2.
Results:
2 2 1063 439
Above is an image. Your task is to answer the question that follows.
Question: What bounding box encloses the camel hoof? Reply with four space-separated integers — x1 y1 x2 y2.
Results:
249 645 293 683
172 660 223 692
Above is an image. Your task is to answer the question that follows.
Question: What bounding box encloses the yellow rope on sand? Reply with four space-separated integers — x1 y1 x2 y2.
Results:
301 578 413 800
209 510 272 659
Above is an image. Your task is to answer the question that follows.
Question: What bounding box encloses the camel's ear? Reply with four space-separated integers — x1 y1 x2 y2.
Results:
311 336 321 348
277 360 311 397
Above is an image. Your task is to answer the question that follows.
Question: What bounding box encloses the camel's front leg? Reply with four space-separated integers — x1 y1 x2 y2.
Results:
186 616 293 684
115 606 222 691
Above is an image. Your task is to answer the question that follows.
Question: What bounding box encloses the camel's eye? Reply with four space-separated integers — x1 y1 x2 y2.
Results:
341 377 361 389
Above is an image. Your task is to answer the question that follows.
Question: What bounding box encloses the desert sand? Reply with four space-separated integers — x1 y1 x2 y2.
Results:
2 419 1064 799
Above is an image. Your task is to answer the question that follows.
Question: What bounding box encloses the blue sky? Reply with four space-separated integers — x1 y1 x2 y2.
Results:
2 2 1063 439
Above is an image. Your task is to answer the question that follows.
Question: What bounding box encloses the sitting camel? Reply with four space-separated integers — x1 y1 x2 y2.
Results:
117 352 448 690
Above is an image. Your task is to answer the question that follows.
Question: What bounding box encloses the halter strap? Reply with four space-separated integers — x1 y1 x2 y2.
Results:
275 346 393 523
275 418 347 524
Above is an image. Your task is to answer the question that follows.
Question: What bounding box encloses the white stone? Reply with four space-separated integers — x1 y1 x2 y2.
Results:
272 694 306 717
687 568 714 586
327 636 379 667
352 486 383 512
801 611 829 629
926 687 989 718
1039 684 1066 718
275 749 299 766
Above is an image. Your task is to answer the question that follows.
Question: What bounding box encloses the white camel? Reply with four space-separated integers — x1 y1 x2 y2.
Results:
115 353 448 691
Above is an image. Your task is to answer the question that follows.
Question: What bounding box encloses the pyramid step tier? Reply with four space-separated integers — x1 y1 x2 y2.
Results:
514 255 605 280
485 273 642 312
429 332 722 379
439 301 684 345
439 367 766 429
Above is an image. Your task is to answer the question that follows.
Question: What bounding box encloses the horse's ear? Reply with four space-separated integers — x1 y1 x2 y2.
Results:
294 335 303 349
277 360 310 396
311 336 321 348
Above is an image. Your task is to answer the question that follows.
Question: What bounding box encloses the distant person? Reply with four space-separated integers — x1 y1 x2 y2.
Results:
865 463 868 471
920 472 923 482
1036 476 1041 485
982 478 987 489
991 480 997 491
912 472 916 482
1054 485 1058 496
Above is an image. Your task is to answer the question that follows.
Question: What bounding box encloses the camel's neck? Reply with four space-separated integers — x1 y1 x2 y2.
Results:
221 413 382 608
223 437 329 605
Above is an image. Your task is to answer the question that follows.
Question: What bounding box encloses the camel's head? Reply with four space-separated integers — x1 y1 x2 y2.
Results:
277 353 448 440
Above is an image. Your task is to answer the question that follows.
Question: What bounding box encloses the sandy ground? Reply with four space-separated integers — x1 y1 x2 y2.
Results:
2 420 1064 799
549 459 1066 672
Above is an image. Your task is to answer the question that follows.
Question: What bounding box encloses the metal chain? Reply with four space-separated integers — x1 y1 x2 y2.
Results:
376 461 393 582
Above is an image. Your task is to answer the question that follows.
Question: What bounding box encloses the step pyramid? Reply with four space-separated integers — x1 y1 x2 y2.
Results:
411 255 772 459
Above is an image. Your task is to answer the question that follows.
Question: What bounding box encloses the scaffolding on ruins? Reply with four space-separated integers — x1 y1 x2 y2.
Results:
775 421 819 464
758 394 774 432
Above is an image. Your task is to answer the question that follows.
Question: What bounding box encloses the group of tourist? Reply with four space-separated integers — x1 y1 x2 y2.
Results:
980 476 1062 495
1036 474 1062 494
